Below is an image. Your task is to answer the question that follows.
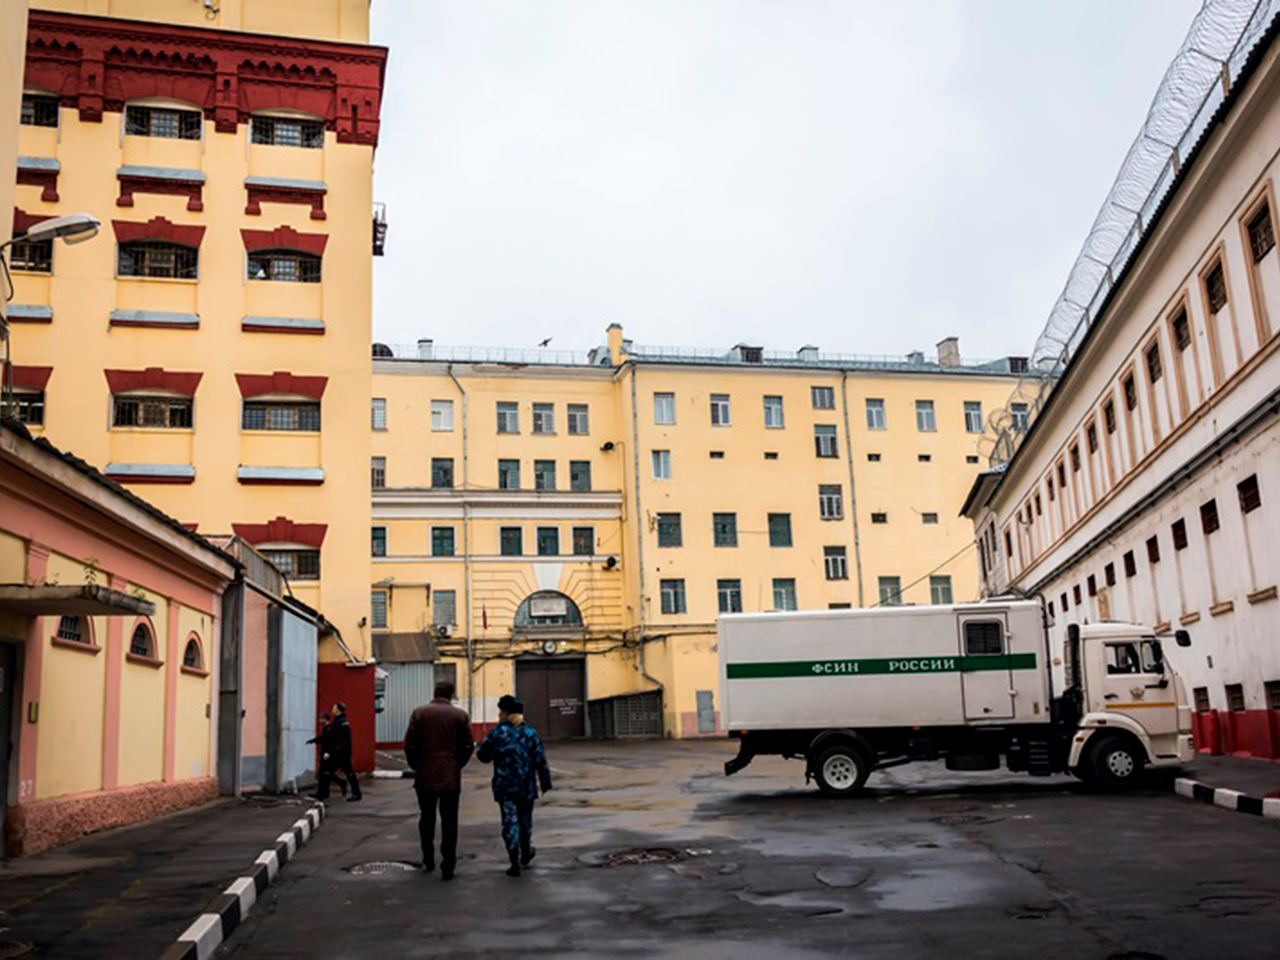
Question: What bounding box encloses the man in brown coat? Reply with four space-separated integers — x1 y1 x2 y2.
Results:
403 680 473 879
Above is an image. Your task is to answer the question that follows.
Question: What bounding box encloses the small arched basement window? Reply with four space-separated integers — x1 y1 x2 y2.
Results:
129 621 155 658
183 634 204 670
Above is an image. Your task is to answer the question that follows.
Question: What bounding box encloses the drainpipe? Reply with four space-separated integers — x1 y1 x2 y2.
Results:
627 363 664 698
840 371 866 606
447 364 475 718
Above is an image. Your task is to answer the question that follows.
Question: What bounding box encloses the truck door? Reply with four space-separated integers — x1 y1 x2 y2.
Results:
958 613 1015 721
1094 638 1179 742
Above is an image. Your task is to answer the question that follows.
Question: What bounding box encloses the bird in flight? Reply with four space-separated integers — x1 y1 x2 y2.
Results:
538 337 553 347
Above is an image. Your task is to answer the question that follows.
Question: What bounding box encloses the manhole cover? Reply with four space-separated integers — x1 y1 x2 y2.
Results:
348 860 419 876
604 848 682 866
0 941 34 959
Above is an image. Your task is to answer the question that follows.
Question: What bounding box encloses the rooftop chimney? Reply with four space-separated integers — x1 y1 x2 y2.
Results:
607 323 629 366
937 337 960 368
417 339 434 360
907 350 925 365
797 344 820 362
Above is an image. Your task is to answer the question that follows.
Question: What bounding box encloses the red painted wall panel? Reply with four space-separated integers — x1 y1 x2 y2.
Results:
317 663 376 773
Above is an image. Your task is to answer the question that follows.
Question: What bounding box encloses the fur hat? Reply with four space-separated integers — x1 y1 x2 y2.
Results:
497 694 524 714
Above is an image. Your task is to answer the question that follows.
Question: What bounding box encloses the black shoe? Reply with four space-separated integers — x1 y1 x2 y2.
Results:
422 858 436 873
338 780 348 797
441 865 456 881
506 851 522 877
347 794 362 802
520 845 536 866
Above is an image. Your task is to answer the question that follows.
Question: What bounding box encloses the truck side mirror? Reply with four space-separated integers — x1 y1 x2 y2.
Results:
1174 629 1191 648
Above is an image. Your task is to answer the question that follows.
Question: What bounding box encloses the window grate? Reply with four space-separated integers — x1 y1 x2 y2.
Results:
129 624 153 658
1248 204 1275 262
1123 551 1137 578
7 392 45 425
1146 536 1161 564
126 104 202 139
1103 401 1116 435
1172 311 1191 351
56 615 85 643
1171 519 1188 551
572 526 595 556
242 402 320 432
964 621 1002 655
1205 263 1228 314
118 241 198 279
533 460 556 491
113 395 193 429
251 115 325 148
248 249 321 283
1200 499 1219 535
1238 474 1261 514
713 513 737 547
1123 375 1138 411
768 513 792 548
263 549 320 581
371 457 386 489
10 237 52 272
500 527 523 556
21 93 59 127
657 513 682 547
1145 342 1163 383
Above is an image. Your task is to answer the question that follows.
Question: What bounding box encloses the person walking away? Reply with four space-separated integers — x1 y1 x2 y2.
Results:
318 702 362 802
403 680 473 879
307 712 347 798
476 694 552 877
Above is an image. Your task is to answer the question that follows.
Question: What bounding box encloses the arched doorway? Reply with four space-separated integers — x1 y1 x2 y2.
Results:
512 592 586 740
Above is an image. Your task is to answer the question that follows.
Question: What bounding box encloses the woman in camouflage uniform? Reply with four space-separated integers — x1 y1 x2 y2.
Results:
476 694 553 877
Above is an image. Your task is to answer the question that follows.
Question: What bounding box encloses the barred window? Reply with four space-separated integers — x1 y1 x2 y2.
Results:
1123 374 1138 411
6 391 44 426
263 549 321 581
183 637 204 669
1010 403 1029 433
768 513 792 547
432 458 454 489
113 395 193 429
125 104 202 140
248 249 321 283
9 237 52 272
129 623 156 658
371 526 387 557
21 93 59 127
251 115 325 149
432 527 456 557
56 614 88 643
498 459 521 490
657 513 683 547
1171 518 1188 551
572 526 595 556
534 460 556 490
1103 400 1116 435
569 460 592 491
118 241 198 279
1248 203 1275 262
713 513 738 547
1172 310 1192 351
1205 262 1228 314
242 401 321 431
1238 473 1262 513
371 457 386 489
370 589 388 629
537 526 560 556
1145 342 1163 383
500 527 523 556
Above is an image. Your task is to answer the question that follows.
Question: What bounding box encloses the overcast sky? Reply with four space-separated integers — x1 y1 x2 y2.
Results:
369 0 1202 360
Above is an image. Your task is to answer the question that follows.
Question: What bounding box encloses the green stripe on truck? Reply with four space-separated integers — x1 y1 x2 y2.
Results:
726 653 1037 679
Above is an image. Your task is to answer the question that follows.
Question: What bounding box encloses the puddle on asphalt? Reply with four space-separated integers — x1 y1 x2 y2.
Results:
735 889 848 916
867 868 993 911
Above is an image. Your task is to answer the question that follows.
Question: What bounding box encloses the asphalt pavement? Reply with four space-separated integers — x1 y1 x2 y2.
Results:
217 740 1280 960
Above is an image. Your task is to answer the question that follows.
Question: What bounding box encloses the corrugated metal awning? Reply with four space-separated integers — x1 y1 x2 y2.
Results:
0 585 157 616
373 631 438 663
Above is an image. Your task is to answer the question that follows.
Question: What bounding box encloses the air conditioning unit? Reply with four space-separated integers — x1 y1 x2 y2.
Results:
434 624 452 638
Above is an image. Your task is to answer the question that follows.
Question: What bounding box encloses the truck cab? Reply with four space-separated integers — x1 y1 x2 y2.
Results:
1062 623 1194 786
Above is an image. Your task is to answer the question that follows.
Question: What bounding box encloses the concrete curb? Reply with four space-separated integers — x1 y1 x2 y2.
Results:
1174 777 1280 820
372 769 411 779
158 803 325 960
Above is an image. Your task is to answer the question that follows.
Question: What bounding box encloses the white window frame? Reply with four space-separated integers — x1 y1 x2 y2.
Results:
930 575 953 605
818 484 843 520
763 395 785 429
567 403 590 435
431 399 454 432
371 397 387 431
652 449 672 480
654 392 676 425
915 400 936 433
532 403 555 435
963 401 983 434
811 386 835 410
866 398 886 430
823 546 848 580
497 402 519 434
710 394 731 426
814 424 838 458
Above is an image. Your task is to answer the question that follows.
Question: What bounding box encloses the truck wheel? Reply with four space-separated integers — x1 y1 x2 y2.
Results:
1087 735 1144 789
814 745 870 797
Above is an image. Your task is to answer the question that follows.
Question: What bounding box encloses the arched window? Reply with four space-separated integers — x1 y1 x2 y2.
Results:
247 248 321 283
118 240 199 279
129 621 155 658
183 634 204 670
513 591 583 628
56 614 91 644
250 111 325 148
125 101 202 140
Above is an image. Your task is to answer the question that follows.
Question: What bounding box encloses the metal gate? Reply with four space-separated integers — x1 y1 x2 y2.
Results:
266 606 318 793
376 662 435 745
587 690 663 739
516 658 585 740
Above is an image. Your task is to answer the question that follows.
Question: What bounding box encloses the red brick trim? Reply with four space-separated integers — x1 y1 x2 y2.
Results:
24 11 386 146
104 367 203 395
3 364 53 392
240 319 324 336
117 171 203 212
240 225 327 255
13 207 43 234
112 216 205 248
234 371 327 399
17 167 58 203
232 516 327 547
245 182 326 220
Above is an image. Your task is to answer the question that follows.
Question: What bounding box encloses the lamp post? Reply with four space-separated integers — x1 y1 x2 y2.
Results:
1 213 100 418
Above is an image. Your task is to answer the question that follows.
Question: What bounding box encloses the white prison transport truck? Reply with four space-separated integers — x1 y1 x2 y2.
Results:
719 600 1194 796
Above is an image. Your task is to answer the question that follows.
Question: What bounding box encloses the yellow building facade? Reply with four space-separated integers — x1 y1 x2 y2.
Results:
372 326 1023 739
7 0 386 660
